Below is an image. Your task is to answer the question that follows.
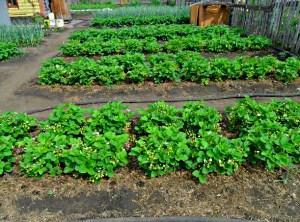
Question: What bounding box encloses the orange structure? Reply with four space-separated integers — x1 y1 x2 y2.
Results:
190 3 230 27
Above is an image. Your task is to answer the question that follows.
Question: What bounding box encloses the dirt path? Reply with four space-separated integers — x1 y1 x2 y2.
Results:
0 24 85 113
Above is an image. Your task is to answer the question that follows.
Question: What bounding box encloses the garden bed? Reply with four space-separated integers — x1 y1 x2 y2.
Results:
0 6 299 222
0 98 299 222
38 24 299 86
0 23 44 61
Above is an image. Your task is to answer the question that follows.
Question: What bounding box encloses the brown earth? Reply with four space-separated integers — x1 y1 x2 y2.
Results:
0 167 299 222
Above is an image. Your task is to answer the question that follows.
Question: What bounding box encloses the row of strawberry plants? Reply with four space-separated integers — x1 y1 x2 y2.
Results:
39 52 300 85
61 34 271 56
0 99 299 183
91 15 190 28
69 25 244 42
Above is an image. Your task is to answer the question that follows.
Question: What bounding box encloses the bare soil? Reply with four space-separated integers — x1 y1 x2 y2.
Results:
0 20 299 222
0 167 299 222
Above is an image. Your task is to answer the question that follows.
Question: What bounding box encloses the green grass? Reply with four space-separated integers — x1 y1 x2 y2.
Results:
92 5 189 18
70 2 117 10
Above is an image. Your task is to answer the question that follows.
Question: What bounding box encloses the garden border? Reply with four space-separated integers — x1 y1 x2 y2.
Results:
81 216 256 222
25 92 300 115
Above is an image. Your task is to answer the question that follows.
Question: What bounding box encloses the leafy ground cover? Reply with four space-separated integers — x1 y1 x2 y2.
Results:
39 53 300 85
0 99 299 184
0 42 22 61
61 25 271 55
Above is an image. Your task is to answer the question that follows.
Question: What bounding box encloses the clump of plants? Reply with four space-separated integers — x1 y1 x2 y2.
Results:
0 99 299 183
20 102 130 181
0 112 37 175
0 23 44 46
39 54 300 85
0 42 22 61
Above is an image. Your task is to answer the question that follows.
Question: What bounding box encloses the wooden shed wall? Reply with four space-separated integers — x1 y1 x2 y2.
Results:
8 0 41 17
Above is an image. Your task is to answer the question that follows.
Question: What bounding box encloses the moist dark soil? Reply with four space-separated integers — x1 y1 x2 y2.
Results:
0 167 299 222
15 78 300 119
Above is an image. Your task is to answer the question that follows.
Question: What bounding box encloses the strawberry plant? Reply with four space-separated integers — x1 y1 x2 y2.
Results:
40 104 86 136
274 57 300 82
181 56 210 84
39 57 69 85
0 99 299 183
62 24 272 57
0 42 22 61
95 65 125 85
130 126 190 177
63 132 128 181
116 53 146 72
127 64 150 83
85 102 131 135
226 97 277 135
20 130 129 180
39 54 300 86
0 112 36 140
142 37 161 53
187 131 249 184
135 102 183 135
268 99 300 128
244 120 300 170
0 136 15 175
151 60 181 83
182 101 221 137
226 98 300 136
20 133 71 177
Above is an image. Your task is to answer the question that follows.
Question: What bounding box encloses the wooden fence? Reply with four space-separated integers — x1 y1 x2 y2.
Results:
189 0 300 54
